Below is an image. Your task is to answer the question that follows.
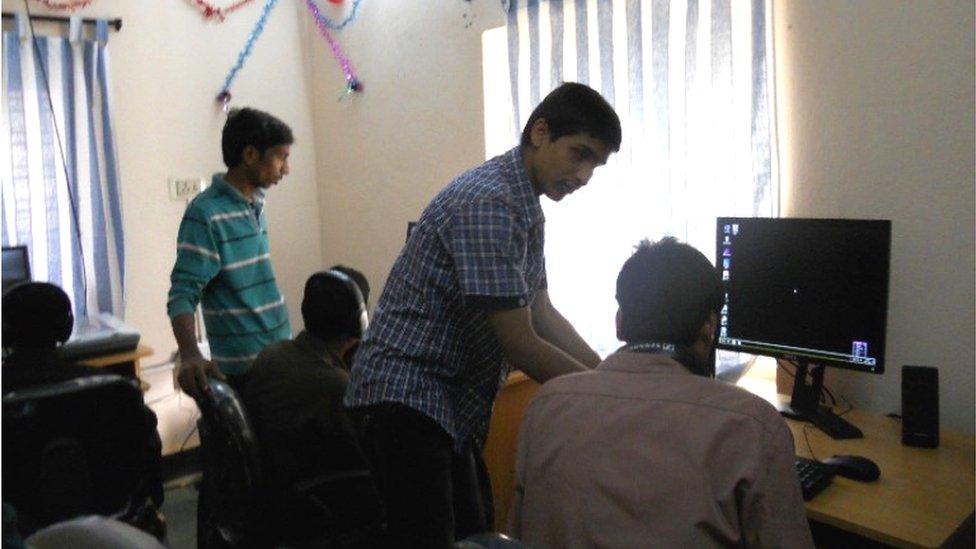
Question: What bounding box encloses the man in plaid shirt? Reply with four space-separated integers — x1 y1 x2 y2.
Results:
345 83 622 547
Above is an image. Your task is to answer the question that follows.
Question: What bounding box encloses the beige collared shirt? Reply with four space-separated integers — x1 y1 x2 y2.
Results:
510 351 814 549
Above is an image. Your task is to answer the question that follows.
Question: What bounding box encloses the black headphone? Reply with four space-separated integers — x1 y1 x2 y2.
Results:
326 269 368 339
2 282 74 349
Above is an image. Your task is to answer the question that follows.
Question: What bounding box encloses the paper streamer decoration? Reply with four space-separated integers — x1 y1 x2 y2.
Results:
216 0 279 109
304 0 362 98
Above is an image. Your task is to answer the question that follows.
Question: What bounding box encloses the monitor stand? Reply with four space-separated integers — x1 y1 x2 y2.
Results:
778 359 863 440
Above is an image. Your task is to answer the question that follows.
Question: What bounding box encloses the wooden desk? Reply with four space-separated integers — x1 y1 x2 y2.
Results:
484 375 975 546
786 402 975 548
77 344 153 379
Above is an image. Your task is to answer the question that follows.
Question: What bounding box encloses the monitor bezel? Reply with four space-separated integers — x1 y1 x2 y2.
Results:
715 217 891 375
2 245 31 290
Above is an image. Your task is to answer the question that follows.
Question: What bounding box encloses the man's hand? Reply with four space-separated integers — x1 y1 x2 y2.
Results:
175 354 225 399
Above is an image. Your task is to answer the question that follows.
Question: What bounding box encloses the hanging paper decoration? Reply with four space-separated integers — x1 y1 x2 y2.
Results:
32 0 93 10
305 0 363 31
189 0 257 22
216 0 279 109
304 0 363 98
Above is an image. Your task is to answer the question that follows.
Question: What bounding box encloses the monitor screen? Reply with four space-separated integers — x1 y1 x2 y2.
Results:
715 218 891 373
2 246 30 294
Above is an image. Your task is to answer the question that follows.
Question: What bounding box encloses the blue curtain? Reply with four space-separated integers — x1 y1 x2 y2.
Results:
1 15 125 319
503 0 774 355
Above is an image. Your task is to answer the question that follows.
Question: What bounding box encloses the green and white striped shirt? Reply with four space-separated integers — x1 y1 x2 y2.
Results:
167 173 291 374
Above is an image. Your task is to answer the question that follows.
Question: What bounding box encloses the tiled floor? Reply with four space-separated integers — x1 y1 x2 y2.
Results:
161 475 199 549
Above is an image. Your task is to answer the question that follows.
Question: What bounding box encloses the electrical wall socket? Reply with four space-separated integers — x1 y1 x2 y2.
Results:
169 177 207 201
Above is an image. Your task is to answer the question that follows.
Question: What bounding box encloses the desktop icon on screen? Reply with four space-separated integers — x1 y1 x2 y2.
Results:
722 270 730 281
724 224 731 235
720 327 728 337
722 247 732 257
852 341 868 358
732 224 739 235
721 304 728 315
722 258 731 269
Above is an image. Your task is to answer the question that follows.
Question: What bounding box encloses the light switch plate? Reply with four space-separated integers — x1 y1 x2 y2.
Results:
169 177 207 201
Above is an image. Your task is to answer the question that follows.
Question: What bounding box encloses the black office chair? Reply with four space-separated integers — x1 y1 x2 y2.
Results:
454 532 529 548
2 374 159 537
195 379 268 548
197 378 385 548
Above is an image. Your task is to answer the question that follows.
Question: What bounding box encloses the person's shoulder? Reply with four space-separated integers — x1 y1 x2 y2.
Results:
530 370 602 406
695 379 786 431
184 182 241 219
440 154 515 206
251 339 300 369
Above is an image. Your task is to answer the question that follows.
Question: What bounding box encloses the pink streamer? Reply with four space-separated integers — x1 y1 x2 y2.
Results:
304 0 362 97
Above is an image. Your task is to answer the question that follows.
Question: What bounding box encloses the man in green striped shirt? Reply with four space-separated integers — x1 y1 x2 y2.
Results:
168 108 294 398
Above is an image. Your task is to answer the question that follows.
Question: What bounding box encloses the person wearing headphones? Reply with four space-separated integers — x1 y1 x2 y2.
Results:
509 239 814 548
1 282 164 524
1 282 87 392
241 267 380 542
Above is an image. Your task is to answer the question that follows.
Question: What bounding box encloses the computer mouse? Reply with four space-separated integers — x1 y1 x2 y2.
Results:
822 454 881 482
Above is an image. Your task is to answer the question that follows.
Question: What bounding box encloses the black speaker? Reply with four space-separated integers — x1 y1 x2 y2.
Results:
901 365 939 448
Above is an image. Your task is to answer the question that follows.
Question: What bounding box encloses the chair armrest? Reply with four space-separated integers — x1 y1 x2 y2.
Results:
291 469 372 495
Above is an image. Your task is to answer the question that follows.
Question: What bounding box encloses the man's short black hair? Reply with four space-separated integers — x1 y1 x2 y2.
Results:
520 82 622 152
221 107 294 168
2 282 74 349
302 267 368 340
616 238 723 347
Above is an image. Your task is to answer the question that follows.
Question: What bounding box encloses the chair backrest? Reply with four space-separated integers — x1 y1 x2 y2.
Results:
2 375 149 536
195 378 265 546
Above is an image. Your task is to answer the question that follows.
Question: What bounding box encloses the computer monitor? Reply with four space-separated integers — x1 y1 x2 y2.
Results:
2 246 31 294
715 217 891 438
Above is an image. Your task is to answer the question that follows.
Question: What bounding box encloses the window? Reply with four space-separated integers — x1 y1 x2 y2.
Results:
483 0 776 359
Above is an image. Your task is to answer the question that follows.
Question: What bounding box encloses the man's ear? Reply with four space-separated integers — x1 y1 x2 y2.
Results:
700 312 719 348
529 118 550 147
615 308 623 341
241 145 260 165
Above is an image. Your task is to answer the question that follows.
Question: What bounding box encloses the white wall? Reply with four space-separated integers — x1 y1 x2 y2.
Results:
773 0 975 433
1 0 326 359
304 0 506 300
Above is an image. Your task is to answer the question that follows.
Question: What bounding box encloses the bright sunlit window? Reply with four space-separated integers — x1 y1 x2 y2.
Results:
482 0 777 366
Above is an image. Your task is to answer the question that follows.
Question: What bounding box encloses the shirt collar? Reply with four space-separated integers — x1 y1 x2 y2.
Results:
504 147 545 227
597 350 694 376
211 173 266 210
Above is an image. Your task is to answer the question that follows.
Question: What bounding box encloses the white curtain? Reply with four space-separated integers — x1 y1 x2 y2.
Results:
1 15 125 318
503 0 776 356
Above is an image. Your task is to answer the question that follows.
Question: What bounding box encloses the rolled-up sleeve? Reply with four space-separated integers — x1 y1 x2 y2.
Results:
167 206 221 318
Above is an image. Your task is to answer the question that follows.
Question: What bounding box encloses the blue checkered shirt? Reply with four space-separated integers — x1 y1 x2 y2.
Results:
345 147 547 452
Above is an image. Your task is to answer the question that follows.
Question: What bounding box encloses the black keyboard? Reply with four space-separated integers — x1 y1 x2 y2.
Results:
795 456 835 500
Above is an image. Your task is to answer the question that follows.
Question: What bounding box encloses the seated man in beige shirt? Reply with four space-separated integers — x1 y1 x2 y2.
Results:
510 238 814 548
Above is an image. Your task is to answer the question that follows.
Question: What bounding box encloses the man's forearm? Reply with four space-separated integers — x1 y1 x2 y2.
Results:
171 314 202 359
533 302 601 368
508 336 589 384
487 306 589 384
